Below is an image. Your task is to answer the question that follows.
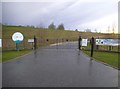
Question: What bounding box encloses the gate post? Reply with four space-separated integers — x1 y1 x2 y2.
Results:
90 37 95 57
34 35 37 50
96 37 99 50
16 43 19 51
78 36 82 50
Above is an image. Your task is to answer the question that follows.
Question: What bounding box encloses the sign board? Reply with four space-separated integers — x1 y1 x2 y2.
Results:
28 39 34 43
0 39 2 47
96 39 120 46
12 32 24 43
82 39 87 46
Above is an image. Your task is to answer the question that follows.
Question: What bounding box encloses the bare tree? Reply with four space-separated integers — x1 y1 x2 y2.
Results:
112 27 115 34
107 26 110 33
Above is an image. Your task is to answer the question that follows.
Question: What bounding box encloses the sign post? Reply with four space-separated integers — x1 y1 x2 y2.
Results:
12 32 24 51
16 43 19 51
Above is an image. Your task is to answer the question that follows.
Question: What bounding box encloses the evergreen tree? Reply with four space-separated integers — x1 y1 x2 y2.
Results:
57 23 64 30
48 22 56 30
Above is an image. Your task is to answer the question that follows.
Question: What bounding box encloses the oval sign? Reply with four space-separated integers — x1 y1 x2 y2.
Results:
12 32 24 43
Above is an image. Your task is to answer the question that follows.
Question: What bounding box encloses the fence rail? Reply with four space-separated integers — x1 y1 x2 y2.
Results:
2 38 78 51
82 41 119 53
2 38 120 53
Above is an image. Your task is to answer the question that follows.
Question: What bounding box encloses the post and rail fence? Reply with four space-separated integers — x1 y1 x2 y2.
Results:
2 36 120 54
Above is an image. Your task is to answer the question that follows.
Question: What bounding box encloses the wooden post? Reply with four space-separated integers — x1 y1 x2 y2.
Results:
34 35 37 50
78 36 82 50
91 37 95 57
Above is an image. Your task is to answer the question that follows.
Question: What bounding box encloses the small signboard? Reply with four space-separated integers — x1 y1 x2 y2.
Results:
82 39 87 46
28 39 34 43
12 32 24 43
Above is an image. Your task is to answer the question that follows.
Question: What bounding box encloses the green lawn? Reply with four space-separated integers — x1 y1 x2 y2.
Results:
0 52 1 63
2 50 31 62
83 51 119 68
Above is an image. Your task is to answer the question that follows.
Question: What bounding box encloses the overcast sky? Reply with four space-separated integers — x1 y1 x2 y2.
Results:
1 0 119 33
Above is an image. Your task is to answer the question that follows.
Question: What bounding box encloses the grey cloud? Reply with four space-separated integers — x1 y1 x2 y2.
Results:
2 1 118 31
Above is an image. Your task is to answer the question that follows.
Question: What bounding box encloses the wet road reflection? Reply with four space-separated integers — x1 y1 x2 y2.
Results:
3 42 118 87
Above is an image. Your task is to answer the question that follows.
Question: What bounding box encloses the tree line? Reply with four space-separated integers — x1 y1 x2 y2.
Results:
2 22 65 30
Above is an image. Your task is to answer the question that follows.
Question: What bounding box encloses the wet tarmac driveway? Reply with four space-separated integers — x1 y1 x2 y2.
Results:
2 42 118 87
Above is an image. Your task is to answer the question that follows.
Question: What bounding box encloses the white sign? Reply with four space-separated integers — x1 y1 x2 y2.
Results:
28 39 34 43
0 39 2 47
82 39 87 46
12 32 24 43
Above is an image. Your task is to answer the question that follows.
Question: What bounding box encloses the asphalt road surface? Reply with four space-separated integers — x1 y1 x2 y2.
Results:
3 42 118 87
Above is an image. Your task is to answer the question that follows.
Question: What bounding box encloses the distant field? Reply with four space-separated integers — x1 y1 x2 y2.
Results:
2 25 120 64
2 26 79 39
2 25 79 50
2 25 120 51
3 25 119 39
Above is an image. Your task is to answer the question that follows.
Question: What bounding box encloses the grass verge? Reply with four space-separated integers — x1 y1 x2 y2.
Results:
2 50 31 62
83 50 119 69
